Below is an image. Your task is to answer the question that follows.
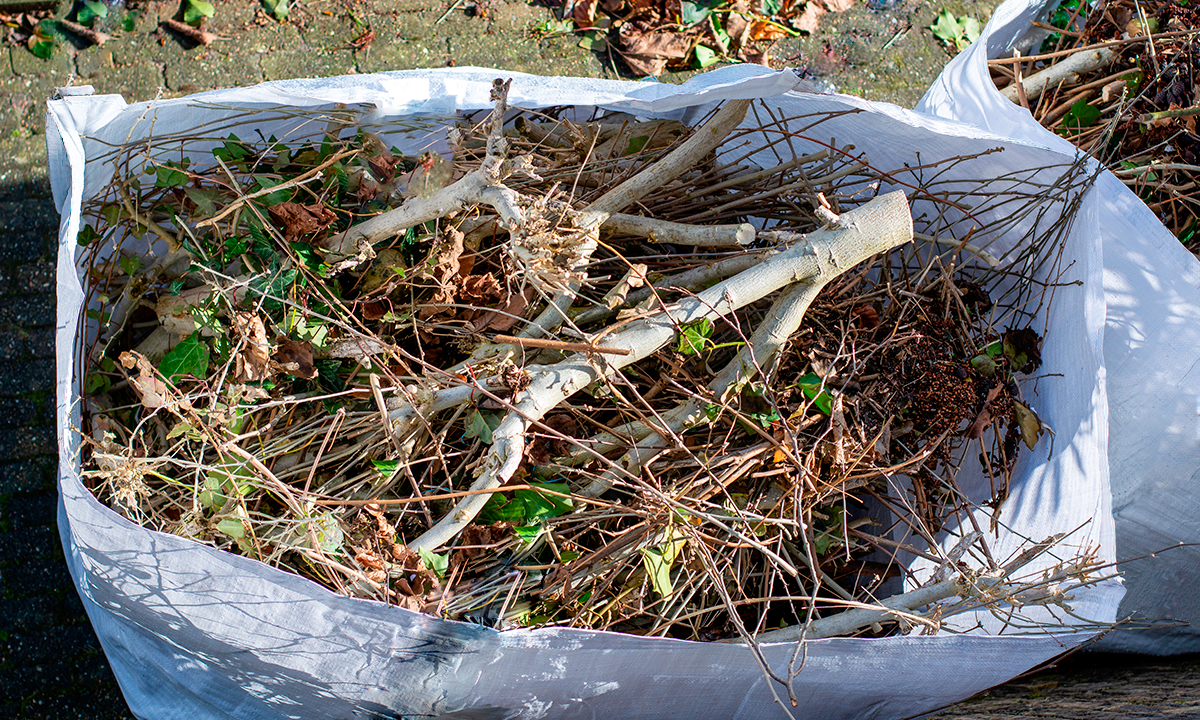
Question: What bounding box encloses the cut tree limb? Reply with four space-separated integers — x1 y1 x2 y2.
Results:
1000 47 1117 103
410 190 913 551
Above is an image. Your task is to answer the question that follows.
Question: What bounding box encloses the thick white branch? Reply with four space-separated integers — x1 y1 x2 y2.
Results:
410 191 913 551
603 214 755 247
1001 47 1117 103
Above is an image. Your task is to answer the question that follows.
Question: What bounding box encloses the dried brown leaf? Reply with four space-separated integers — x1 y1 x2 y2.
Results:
273 338 318 379
268 202 337 243
232 312 273 383
618 23 693 75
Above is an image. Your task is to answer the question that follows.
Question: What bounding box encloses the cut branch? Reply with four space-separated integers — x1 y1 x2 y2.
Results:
410 190 913 551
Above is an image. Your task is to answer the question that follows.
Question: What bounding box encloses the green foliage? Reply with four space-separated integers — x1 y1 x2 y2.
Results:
1058 100 1102 136
795 373 832 414
183 0 215 26
677 317 714 355
213 135 252 164
418 547 449 578
479 482 574 526
262 0 289 21
533 17 574 35
252 176 294 206
681 0 721 25
77 0 109 27
30 21 57 59
625 135 651 155
694 45 720 68
641 527 687 599
152 161 190 188
159 332 210 383
464 409 503 444
931 9 981 52
77 223 102 246
1041 0 1088 51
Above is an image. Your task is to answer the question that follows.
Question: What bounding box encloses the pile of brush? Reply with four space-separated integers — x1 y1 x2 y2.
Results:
77 79 1102 645
990 0 1200 248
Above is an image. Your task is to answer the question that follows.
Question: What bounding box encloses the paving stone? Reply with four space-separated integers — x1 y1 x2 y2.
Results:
85 61 167 100
0 457 57 496
0 361 53 396
3 491 58 530
0 525 59 566
261 47 357 82
27 328 54 359
0 625 100 666
0 325 27 361
240 21 303 54
0 295 55 327
0 398 37 428
9 43 74 79
13 262 55 295
0 423 56 461
299 11 361 52
166 49 263 94
0 595 59 630
10 685 135 720
2 559 73 596
0 75 49 135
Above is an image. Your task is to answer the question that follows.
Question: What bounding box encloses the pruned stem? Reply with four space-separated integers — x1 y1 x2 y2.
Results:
411 190 913 551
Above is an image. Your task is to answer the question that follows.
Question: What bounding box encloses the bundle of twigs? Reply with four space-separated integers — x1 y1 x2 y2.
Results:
990 0 1200 247
77 80 1108 647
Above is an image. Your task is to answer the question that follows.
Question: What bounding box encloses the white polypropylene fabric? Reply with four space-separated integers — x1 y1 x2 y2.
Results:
51 65 1126 720
920 0 1200 655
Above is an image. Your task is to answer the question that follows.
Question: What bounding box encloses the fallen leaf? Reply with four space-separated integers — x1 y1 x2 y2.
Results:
131 373 172 409
419 227 465 320
749 19 788 40
1012 400 1043 449
1002 327 1042 374
472 286 534 332
618 23 693 76
817 0 855 12
367 153 399 183
967 385 1004 440
573 0 598 29
232 312 273 382
274 338 318 379
459 274 506 306
268 202 337 243
790 5 824 32
528 413 579 466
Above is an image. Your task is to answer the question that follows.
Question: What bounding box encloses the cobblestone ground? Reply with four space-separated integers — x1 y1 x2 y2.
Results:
1 0 1198 717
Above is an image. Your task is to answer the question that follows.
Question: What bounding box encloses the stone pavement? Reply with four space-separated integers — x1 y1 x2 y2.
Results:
0 0 1197 717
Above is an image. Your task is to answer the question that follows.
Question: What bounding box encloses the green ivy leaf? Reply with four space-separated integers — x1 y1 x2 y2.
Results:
77 0 109 27
159 332 210 383
372 459 400 477
154 163 189 188
418 547 449 578
464 409 502 444
77 223 102 246
641 528 687 599
795 373 832 414
1059 99 1102 135
252 176 294 206
216 517 246 539
624 135 650 155
30 36 55 59
515 482 573 524
183 0 215 26
681 0 713 25
694 45 720 68
677 317 714 355
262 0 289 22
